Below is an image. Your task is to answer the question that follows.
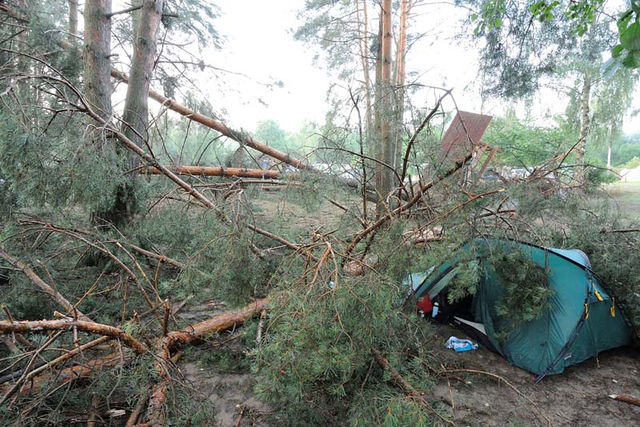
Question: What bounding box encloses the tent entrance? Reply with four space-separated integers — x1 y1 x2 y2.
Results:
431 291 500 353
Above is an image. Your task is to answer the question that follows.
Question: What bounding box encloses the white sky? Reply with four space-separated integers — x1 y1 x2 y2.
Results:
210 1 329 132
107 0 639 135
211 1 493 133
210 1 639 135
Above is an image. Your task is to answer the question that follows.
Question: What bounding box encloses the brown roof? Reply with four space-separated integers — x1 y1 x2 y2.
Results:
441 111 492 159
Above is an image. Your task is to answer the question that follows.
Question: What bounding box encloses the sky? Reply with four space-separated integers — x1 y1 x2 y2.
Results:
210 0 486 133
209 1 639 135
107 0 638 135
210 1 329 132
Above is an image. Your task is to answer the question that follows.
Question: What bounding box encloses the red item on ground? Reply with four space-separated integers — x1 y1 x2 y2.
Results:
416 294 433 313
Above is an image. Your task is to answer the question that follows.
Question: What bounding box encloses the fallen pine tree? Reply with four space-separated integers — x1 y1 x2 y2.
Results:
143 165 281 179
0 297 270 425
110 69 363 191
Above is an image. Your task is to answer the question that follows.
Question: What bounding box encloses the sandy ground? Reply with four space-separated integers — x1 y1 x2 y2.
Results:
430 324 640 426
175 303 639 426
180 362 271 427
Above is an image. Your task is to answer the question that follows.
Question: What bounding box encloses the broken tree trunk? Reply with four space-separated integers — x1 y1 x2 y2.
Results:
0 318 148 354
144 165 281 179
1 298 269 405
609 394 640 407
146 298 269 426
111 70 311 170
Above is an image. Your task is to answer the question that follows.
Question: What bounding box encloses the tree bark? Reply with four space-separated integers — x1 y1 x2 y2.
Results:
144 165 281 179
393 0 409 172
356 0 373 133
373 9 383 214
68 0 78 42
122 0 163 158
83 0 112 119
609 394 640 407
0 319 147 354
146 298 269 426
84 0 120 226
575 75 591 186
375 0 394 215
106 0 163 226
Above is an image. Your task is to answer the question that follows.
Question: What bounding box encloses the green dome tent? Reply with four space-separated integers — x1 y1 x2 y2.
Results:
406 238 632 380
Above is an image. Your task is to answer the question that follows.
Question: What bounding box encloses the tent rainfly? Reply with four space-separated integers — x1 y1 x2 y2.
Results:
405 238 632 381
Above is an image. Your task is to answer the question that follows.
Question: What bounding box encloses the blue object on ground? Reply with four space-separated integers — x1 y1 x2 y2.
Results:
445 336 478 353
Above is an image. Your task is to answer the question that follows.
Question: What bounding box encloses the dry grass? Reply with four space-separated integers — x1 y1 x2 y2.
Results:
605 182 640 221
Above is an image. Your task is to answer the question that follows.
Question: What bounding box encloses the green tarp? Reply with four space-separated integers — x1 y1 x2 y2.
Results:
408 238 632 379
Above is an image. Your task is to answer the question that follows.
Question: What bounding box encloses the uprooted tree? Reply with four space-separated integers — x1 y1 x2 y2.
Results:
0 1 639 426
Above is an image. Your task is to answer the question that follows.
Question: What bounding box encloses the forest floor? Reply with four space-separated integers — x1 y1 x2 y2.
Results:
169 188 640 426
430 324 640 426
174 311 640 427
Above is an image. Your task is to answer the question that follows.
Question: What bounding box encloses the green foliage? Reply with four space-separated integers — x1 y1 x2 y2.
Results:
195 321 259 374
132 207 275 307
585 167 619 185
483 112 570 166
371 221 415 282
163 0 221 49
294 0 363 78
490 247 553 335
529 1 560 23
254 120 297 154
0 106 132 217
349 367 439 426
471 0 507 34
612 5 640 68
462 0 578 97
506 188 639 341
494 0 640 70
253 267 436 424
0 338 156 426
550 215 640 341
608 133 640 167
622 156 640 168
446 259 482 303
